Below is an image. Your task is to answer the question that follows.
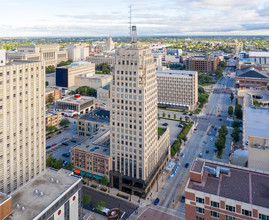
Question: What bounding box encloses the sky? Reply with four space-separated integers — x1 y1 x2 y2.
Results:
1 0 269 37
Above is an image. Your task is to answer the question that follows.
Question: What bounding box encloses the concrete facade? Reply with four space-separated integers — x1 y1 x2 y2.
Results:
74 74 112 90
65 43 89 62
0 49 6 66
0 60 46 194
86 54 115 66
157 70 198 111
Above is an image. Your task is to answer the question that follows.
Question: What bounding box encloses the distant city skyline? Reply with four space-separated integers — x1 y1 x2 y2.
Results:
1 0 269 37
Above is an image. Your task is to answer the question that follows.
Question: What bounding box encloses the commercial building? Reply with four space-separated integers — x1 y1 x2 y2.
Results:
74 73 112 90
7 44 68 67
56 94 95 115
86 54 115 66
1 168 82 220
235 66 269 90
110 45 170 198
185 56 220 73
78 109 110 137
65 43 89 61
249 52 269 65
157 70 198 111
46 112 62 127
248 136 269 172
71 130 111 179
97 84 110 101
45 87 62 102
56 61 95 88
166 48 182 56
152 52 163 66
185 159 269 220
0 60 46 194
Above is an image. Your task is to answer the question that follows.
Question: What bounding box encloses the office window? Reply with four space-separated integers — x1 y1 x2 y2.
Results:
211 201 219 208
259 214 269 220
226 205 235 213
196 217 204 220
226 215 235 220
242 209 252 217
196 207 204 214
210 211 219 218
196 197 204 204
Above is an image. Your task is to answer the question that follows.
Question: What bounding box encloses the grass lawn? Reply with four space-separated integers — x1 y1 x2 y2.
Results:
158 127 166 136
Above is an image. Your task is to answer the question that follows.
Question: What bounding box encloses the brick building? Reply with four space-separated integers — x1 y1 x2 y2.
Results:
185 159 269 220
45 87 62 102
185 56 220 73
46 112 62 127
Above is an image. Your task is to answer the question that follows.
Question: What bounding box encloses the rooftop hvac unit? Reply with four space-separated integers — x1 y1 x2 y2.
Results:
204 166 216 175
16 204 20 209
217 166 230 174
39 192 44 197
50 177 54 183
21 207 26 212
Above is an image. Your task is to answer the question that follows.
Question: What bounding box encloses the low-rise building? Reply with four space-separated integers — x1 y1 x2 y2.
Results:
56 95 95 115
74 73 112 90
0 192 11 219
1 168 82 220
71 130 111 179
97 84 110 101
166 48 182 56
46 112 62 127
56 61 95 88
45 87 62 102
157 70 198 111
65 43 89 61
185 159 269 220
7 44 68 67
78 109 110 137
86 54 115 66
185 56 220 73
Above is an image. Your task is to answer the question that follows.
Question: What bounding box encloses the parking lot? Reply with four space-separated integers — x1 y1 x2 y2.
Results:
158 119 182 145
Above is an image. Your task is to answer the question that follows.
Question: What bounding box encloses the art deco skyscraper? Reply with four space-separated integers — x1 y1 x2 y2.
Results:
110 45 170 197
0 59 46 194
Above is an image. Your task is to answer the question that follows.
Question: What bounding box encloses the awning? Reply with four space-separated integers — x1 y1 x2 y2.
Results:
80 171 86 176
74 169 80 174
86 173 92 177
93 175 103 180
72 168 75 171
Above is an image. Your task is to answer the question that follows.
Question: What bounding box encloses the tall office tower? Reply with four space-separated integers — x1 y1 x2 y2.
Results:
0 60 46 194
110 45 170 198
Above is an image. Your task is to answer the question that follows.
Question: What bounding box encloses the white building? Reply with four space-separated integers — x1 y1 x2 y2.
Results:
0 49 6 66
65 43 89 62
86 54 115 66
249 52 269 65
0 60 46 194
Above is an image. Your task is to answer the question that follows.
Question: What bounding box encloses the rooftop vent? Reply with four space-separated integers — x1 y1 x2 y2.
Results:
16 204 20 209
34 189 39 195
39 191 44 197
50 177 54 183
56 180 59 184
204 166 230 178
21 207 26 212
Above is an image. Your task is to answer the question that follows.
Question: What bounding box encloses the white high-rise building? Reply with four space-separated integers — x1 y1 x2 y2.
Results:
65 43 89 61
0 60 46 194
110 46 170 198
105 35 114 51
0 49 6 66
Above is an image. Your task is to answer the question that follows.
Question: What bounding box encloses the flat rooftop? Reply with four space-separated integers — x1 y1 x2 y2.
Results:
157 70 197 77
72 128 110 157
249 52 269 57
0 191 11 205
2 60 40 67
191 160 204 173
57 61 93 69
187 160 269 209
80 109 110 123
11 168 81 220
45 87 61 93
57 95 95 105
75 74 112 79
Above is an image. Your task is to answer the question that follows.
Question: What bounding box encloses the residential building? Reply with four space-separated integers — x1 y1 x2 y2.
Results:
86 54 115 66
110 46 170 198
185 159 269 220
1 168 82 220
55 94 95 115
0 49 6 66
78 109 110 137
157 70 198 111
56 61 95 88
45 87 62 102
46 112 62 127
248 136 269 172
7 44 68 67
235 66 269 90
65 43 89 61
0 60 46 194
71 130 111 179
185 56 220 73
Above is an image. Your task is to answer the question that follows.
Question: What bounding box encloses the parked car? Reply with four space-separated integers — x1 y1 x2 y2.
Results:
62 152 70 157
162 123 168 126
153 198 160 205
185 163 189 168
206 150 209 154
46 136 52 140
62 142 69 146
46 146 51 149
219 119 222 121
57 131 62 135
62 161 68 167
214 128 217 131
180 196 186 203
181 153 184 158
52 143 57 146
198 152 203 158
178 124 184 128
71 140 77 143
62 137 67 141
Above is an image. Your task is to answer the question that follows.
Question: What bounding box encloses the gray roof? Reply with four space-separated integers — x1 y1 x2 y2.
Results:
237 67 269 79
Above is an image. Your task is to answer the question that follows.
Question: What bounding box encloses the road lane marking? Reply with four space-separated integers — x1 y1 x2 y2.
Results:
204 125 211 137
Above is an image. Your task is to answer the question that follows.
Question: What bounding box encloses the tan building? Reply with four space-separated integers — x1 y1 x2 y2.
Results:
71 130 111 179
74 73 112 90
110 46 170 198
186 159 269 220
46 112 62 127
86 54 115 66
185 56 220 73
56 61 95 88
157 70 198 111
65 43 89 61
0 192 11 220
45 87 62 102
7 44 68 67
78 109 109 137
0 60 46 194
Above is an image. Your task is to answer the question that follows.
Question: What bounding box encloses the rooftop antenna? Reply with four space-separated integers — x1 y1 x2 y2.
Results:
129 5 132 42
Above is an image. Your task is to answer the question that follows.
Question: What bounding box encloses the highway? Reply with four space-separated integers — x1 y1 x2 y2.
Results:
157 70 235 211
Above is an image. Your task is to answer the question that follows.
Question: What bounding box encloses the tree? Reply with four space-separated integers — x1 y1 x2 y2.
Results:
253 100 262 106
168 114 170 118
57 60 73 67
174 114 176 119
101 176 109 185
162 112 165 118
54 158 63 169
228 106 233 117
46 126 58 132
94 201 106 211
232 120 240 128
76 86 97 97
198 87 206 94
83 195 91 204
60 118 70 127
180 117 183 123
46 154 56 167
46 81 49 87
234 104 242 119
231 127 240 143
46 65 56 74
230 93 234 102
48 93 54 104
96 63 111 74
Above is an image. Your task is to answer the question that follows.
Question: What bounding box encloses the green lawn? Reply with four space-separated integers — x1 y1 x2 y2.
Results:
158 127 166 136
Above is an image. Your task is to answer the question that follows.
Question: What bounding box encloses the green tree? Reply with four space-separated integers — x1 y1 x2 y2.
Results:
46 65 56 74
94 201 106 211
231 127 240 143
57 59 73 67
60 118 70 127
168 114 170 118
83 195 91 204
46 126 58 132
230 93 234 102
48 93 54 103
253 100 262 106
180 117 183 123
232 120 240 128
228 106 233 117
46 81 49 87
162 112 165 118
100 176 109 185
198 87 206 94
54 158 63 169
96 63 111 74
234 104 242 119
46 154 56 167
174 114 176 119
76 86 97 97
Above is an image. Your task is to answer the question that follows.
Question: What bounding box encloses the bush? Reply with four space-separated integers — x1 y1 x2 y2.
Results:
228 106 233 117
83 195 91 204
91 184 97 188
116 193 129 200
101 187 107 192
